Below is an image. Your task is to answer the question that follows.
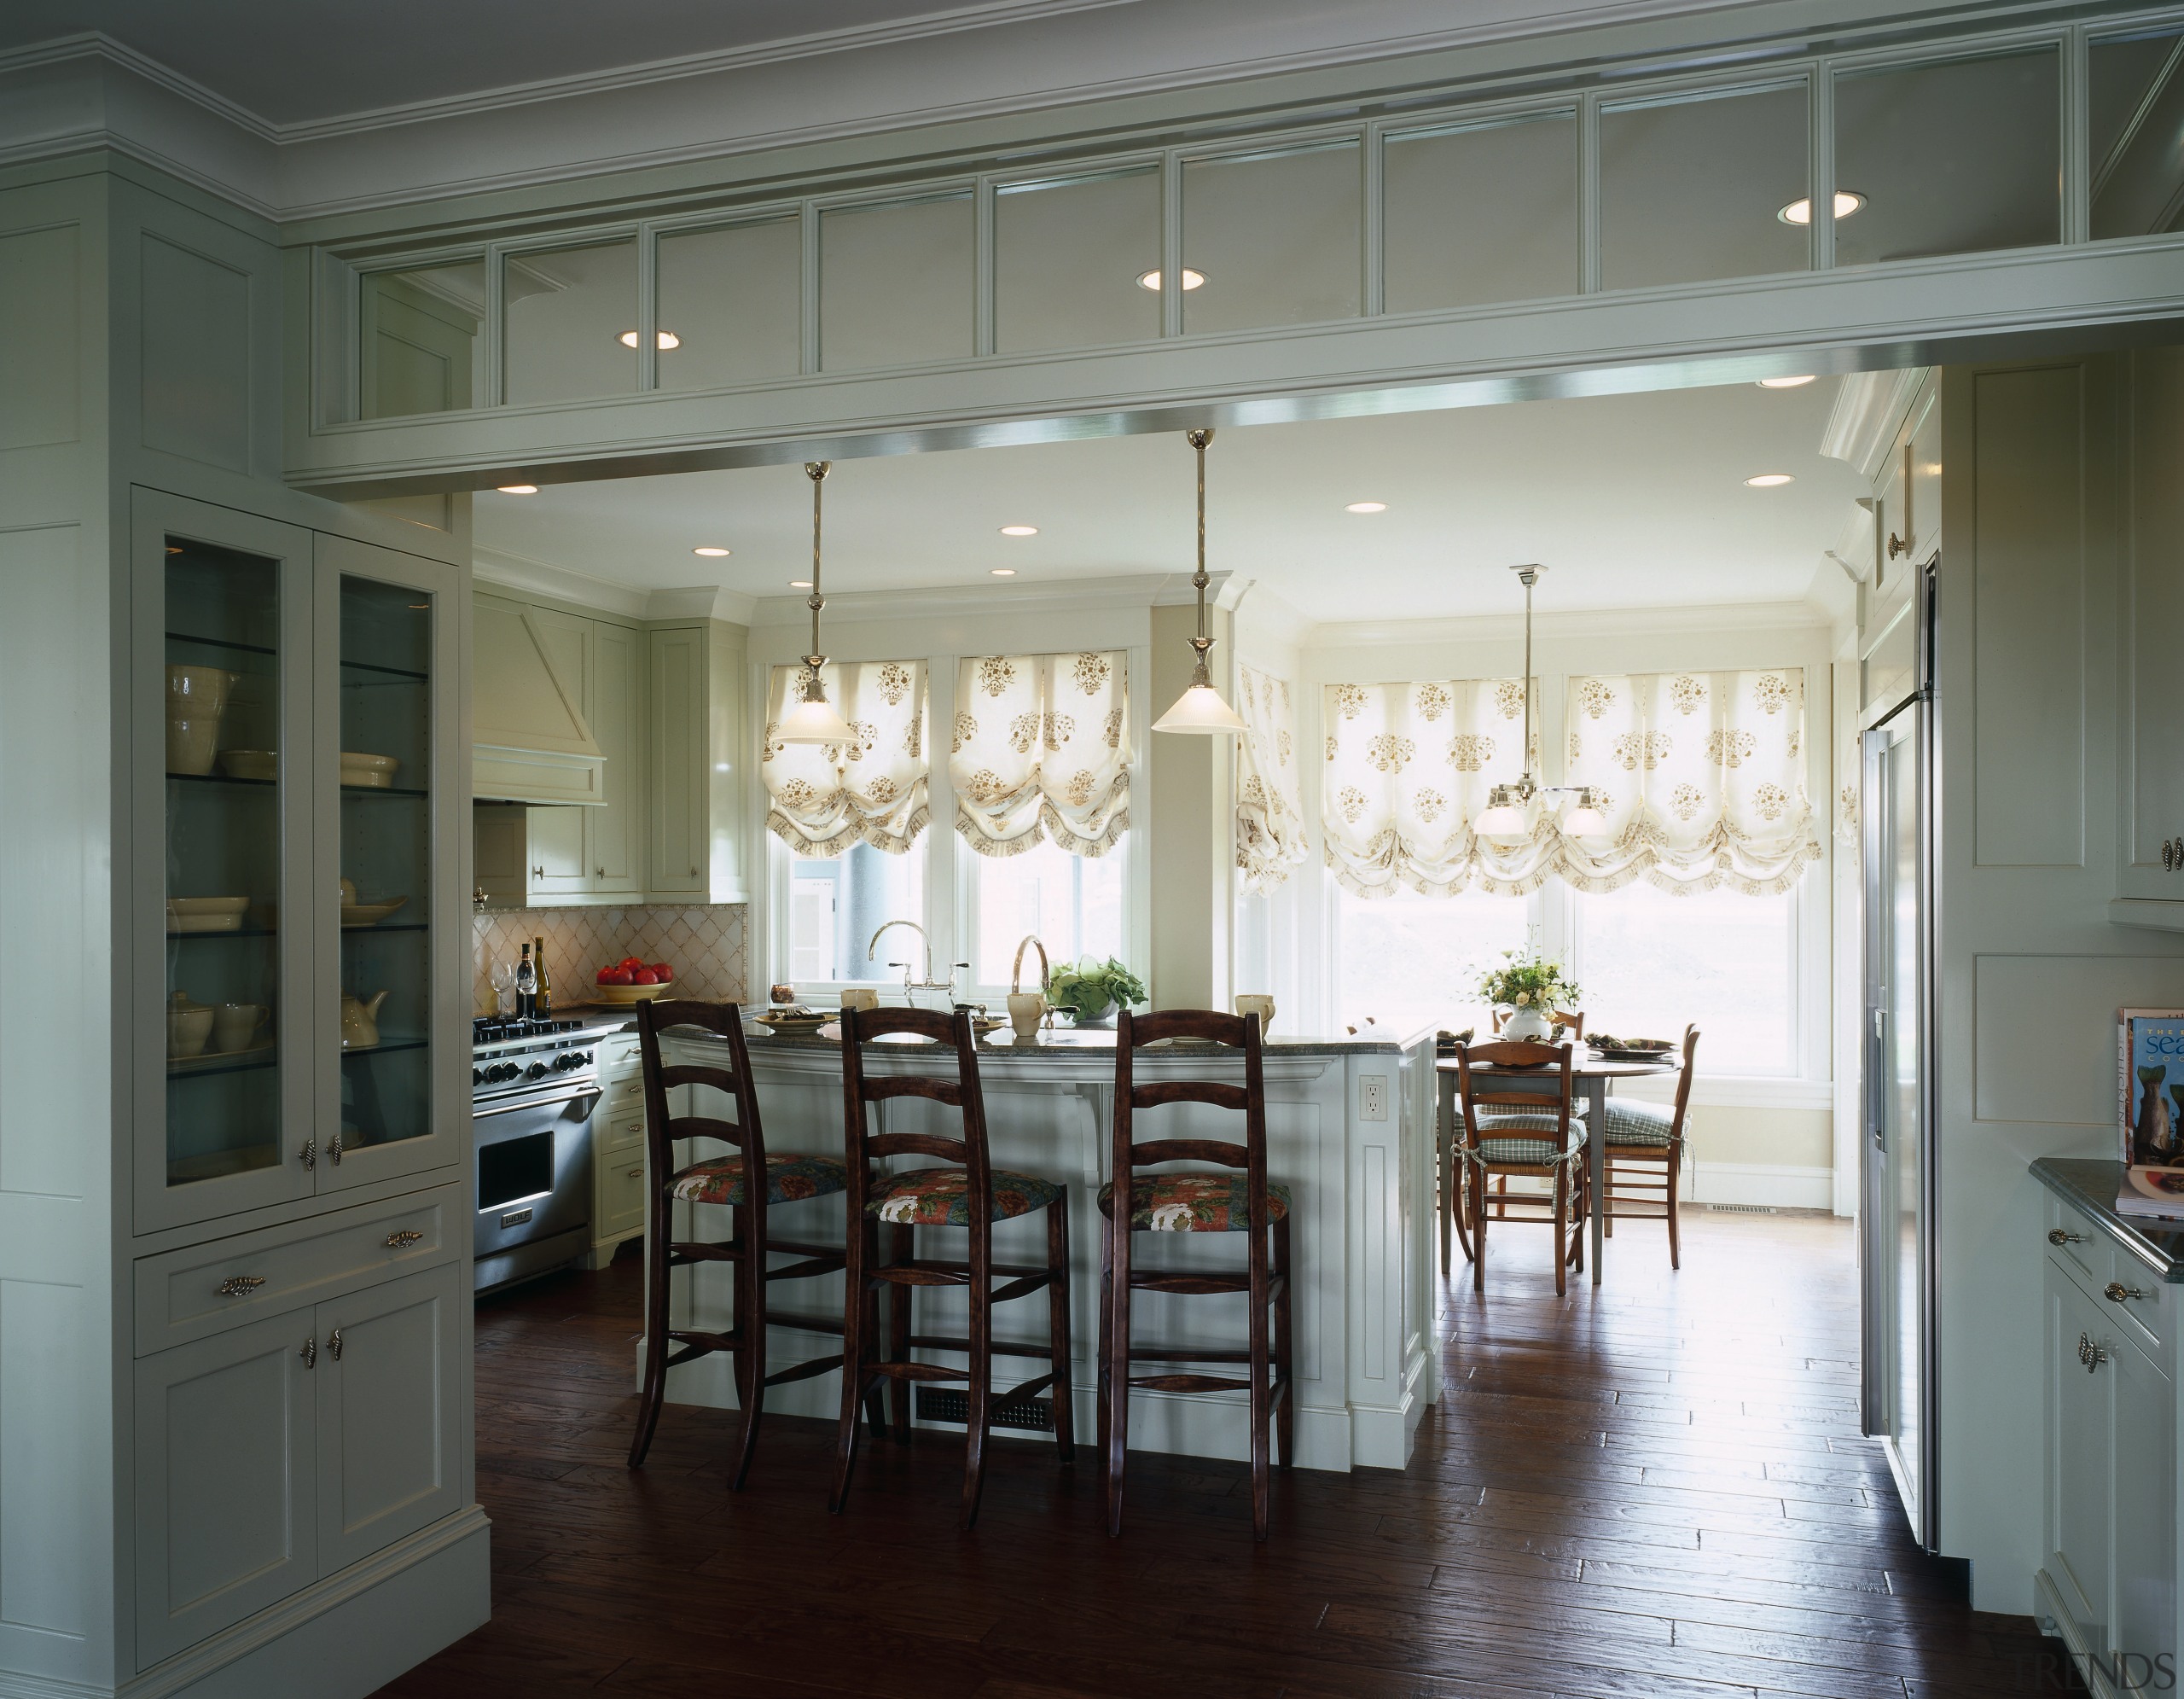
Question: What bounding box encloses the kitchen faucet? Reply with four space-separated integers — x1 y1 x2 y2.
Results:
866 920 965 1005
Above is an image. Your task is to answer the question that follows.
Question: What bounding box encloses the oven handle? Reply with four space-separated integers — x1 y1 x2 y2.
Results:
473 1083 602 1122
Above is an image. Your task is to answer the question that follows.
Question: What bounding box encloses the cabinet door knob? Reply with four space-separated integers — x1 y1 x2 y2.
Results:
533 865 544 877
1887 531 1910 560
299 1138 316 1169
689 865 700 877
329 1133 343 1166
217 1275 265 1298
385 1229 424 1248
2078 1330 2106 1373
2106 1281 2146 1305
627 1166 644 1179
328 1328 343 1362
2167 839 2178 872
2048 1228 2084 1246
301 1336 317 1370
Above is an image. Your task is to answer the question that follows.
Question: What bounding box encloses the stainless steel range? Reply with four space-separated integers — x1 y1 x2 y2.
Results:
472 1016 602 1293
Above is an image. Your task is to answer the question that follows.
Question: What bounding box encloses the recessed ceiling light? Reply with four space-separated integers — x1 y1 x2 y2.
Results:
998 525 1039 537
1757 375 1816 389
1345 501 1388 514
1777 190 1866 227
990 567 1017 577
1136 268 1206 292
618 330 682 349
789 579 812 589
1745 473 1795 488
496 485 538 495
693 546 730 557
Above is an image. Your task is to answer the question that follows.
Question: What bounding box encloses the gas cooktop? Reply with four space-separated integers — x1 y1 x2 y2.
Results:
472 1016 587 1046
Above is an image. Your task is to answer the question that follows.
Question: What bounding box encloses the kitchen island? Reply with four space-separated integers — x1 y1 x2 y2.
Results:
645 1020 1440 1472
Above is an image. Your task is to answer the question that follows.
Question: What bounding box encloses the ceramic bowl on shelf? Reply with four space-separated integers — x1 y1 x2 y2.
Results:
167 991 214 1058
166 896 249 934
341 898 408 928
339 752 399 788
164 666 233 776
218 749 277 782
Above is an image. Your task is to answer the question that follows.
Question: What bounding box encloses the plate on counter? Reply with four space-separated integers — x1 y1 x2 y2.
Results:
753 1010 831 1032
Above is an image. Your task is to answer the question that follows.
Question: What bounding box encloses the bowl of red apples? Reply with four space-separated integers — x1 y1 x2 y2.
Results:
592 956 677 1005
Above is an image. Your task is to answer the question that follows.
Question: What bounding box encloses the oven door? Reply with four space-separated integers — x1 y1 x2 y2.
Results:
473 1080 600 1293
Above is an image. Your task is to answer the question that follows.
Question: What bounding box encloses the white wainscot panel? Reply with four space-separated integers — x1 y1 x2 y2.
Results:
1973 954 2184 1126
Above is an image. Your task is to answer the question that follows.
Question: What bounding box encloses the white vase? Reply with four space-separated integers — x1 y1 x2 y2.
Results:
1501 1004 1551 1040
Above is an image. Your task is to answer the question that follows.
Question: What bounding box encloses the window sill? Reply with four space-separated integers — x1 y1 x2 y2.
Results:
1609 1074 1835 1112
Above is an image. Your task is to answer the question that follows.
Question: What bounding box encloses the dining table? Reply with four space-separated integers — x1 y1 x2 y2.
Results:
1435 1049 1679 1287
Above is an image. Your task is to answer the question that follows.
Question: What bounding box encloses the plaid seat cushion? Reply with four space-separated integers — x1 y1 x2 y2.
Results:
1476 1137 1578 1166
1097 1172 1292 1231
670 1152 849 1207
1474 1109 1586 1132
868 1167 1061 1225
1603 1099 1676 1148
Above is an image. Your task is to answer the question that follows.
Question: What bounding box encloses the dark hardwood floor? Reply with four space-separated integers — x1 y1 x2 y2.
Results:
376 1207 2082 1699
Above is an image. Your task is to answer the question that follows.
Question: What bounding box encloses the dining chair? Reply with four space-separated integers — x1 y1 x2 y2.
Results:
628 998 856 1487
1454 1039 1589 1295
832 1004 1074 1529
1101 1008 1292 1540
1600 1026 1700 1268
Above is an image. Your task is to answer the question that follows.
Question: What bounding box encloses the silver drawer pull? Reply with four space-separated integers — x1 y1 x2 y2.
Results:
2079 1331 2107 1373
2106 1281 2147 1305
385 1230 424 1248
2048 1228 2084 1246
217 1276 265 1298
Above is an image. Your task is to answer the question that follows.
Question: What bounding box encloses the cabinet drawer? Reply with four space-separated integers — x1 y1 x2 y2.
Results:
2098 1260 2173 1371
596 1033 641 1070
600 1108 647 1156
135 1185 458 1357
600 1069 646 1116
2045 1194 2114 1290
599 1151 648 1238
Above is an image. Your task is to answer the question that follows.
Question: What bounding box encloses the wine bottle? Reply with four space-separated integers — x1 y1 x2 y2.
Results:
533 935 552 1017
515 942 536 1019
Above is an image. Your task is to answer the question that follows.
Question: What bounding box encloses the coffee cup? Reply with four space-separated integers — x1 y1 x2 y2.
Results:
212 1003 267 1053
1234 993 1276 1036
1008 990 1047 1039
839 988 880 1013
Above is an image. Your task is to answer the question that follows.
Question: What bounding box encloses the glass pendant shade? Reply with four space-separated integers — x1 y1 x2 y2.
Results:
1561 800 1606 835
1153 680 1247 734
777 684 856 745
1476 783 1528 836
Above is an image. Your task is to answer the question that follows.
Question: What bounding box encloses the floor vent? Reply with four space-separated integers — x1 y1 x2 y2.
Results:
915 1388 1054 1432
1706 1202 1780 1214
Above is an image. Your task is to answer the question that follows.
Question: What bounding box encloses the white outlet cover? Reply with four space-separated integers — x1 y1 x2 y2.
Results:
1360 1075 1389 1120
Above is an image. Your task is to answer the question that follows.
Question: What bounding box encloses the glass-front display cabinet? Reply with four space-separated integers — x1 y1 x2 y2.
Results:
134 494 463 1234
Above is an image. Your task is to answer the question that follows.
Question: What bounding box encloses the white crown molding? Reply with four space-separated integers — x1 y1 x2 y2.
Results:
1306 597 1832 649
473 545 653 618
646 585 759 625
0 0 1955 224
1820 366 1928 479
747 569 1202 626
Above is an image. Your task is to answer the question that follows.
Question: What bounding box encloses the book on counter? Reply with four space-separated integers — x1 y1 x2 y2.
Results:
2118 1008 2184 1218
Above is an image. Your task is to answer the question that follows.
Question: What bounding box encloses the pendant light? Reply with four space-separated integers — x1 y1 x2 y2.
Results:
1153 428 1246 736
776 459 858 745
1474 563 1608 837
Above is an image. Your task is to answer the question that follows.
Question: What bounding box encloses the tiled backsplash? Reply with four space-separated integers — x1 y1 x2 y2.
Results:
472 905 747 1015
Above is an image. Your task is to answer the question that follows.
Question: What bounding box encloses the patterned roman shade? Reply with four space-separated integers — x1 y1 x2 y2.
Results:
1562 668 1819 894
950 651 1130 858
1236 664 1309 894
1321 678 1548 896
761 660 929 855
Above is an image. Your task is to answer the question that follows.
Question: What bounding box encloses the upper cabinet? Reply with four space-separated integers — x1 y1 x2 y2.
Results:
471 592 746 910
2117 347 2184 912
137 494 465 1234
1860 374 1940 719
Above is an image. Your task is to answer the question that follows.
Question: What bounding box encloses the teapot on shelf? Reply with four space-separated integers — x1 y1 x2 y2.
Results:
340 990 388 1050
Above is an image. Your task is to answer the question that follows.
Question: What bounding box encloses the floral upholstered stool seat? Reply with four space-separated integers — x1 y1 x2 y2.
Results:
668 1151 850 1207
868 1167 1061 1225
1097 1172 1292 1232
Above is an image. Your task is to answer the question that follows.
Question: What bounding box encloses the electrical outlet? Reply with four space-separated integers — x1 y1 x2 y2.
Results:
1359 1074 1388 1122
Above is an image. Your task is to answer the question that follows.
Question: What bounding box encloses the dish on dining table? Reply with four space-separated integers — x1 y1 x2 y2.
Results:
1589 1033 1676 1057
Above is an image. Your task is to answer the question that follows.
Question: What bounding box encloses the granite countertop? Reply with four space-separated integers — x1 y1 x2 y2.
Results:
2030 1157 2184 1282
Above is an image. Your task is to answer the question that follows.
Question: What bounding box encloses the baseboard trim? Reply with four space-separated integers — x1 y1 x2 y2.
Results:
1683 1161 1835 1210
123 1507 490 1699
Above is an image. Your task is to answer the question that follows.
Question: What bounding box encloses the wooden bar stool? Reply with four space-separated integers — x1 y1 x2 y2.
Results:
1600 1026 1700 1268
831 1004 1074 1529
1101 1008 1292 1541
629 999 857 1488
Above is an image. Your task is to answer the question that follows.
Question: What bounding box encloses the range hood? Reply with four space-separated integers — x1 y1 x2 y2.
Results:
472 597 606 806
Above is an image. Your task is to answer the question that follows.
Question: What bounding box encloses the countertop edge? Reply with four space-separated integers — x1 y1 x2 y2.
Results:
2030 1157 2184 1283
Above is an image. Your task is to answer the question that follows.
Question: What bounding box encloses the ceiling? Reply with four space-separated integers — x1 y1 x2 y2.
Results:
2 0 995 125
473 375 1868 625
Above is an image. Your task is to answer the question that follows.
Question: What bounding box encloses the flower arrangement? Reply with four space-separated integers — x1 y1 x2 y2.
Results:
1047 956 1148 1025
1476 950 1580 1014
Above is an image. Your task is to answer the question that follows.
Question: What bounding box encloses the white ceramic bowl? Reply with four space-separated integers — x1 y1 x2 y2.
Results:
218 749 277 782
339 752 400 788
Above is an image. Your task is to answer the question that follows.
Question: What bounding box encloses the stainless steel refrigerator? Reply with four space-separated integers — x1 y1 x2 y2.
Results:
1861 558 1939 1551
